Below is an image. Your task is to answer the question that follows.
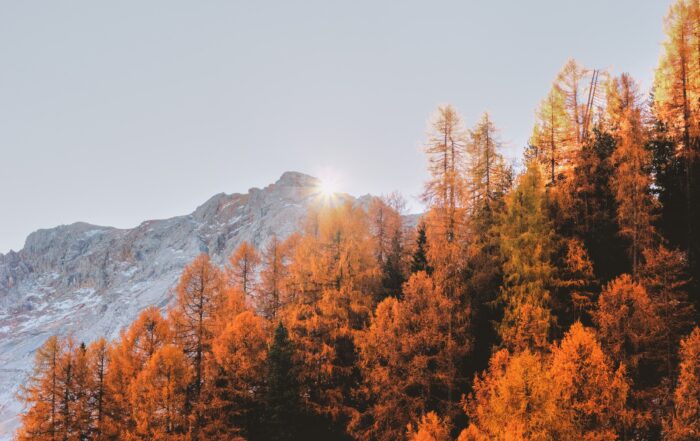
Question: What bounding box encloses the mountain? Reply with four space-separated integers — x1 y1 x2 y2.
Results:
0 171 366 440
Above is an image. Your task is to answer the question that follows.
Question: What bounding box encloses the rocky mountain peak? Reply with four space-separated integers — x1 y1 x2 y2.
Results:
0 171 331 439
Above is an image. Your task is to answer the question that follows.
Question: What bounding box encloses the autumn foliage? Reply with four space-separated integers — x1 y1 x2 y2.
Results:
16 1 700 439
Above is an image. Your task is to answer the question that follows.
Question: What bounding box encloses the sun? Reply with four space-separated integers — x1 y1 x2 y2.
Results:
319 177 338 196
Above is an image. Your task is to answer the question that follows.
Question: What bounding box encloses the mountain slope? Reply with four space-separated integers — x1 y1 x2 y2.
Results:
0 171 352 439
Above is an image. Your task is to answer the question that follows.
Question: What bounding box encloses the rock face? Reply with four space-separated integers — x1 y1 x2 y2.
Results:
0 171 349 439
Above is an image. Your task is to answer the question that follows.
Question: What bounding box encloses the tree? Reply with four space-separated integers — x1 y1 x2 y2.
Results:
353 273 456 441
654 0 700 297
666 327 700 440
467 112 509 209
555 238 597 325
264 323 301 441
607 73 657 275
410 222 431 275
528 85 569 186
594 274 661 434
227 241 260 298
169 253 227 439
594 275 660 379
462 349 570 440
130 345 191 441
17 336 63 441
406 412 451 441
257 235 289 320
641 246 695 377
367 195 406 300
422 105 468 243
283 203 379 430
86 338 109 441
497 164 556 352
203 311 268 439
550 322 630 439
104 306 171 439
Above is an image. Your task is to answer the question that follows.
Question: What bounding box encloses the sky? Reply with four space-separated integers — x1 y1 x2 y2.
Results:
0 0 673 253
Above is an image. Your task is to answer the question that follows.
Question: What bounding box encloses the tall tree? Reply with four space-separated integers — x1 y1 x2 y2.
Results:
227 241 261 298
467 112 509 208
550 322 630 439
257 235 289 320
353 272 456 441
422 105 468 243
497 164 556 351
17 336 63 441
654 0 700 295
204 310 268 440
264 323 301 441
170 253 227 440
607 73 657 275
130 345 191 440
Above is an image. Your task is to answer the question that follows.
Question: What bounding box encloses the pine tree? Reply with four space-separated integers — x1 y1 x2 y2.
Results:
264 323 301 441
410 222 430 275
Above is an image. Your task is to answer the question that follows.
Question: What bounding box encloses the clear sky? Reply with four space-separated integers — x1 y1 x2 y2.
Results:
0 0 672 253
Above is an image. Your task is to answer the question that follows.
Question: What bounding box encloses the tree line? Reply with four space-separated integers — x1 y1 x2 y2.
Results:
16 1 700 439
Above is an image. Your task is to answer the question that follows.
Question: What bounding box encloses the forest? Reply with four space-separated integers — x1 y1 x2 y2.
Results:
14 1 700 440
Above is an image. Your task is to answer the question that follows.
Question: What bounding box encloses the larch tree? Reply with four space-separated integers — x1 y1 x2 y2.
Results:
169 253 227 440
86 338 108 441
666 327 700 440
17 336 63 441
406 412 451 441
653 0 700 311
497 164 556 352
282 203 379 431
607 73 657 275
594 274 662 433
528 75 570 185
204 310 268 440
550 322 630 439
461 349 570 440
467 112 508 209
104 306 171 439
640 246 695 378
227 240 261 299
353 272 455 441
129 345 191 441
257 235 289 320
422 104 468 243
368 194 406 300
